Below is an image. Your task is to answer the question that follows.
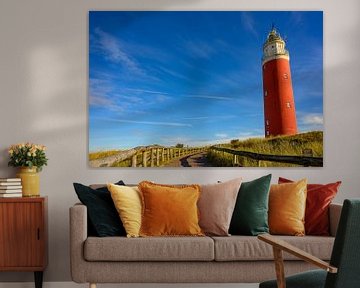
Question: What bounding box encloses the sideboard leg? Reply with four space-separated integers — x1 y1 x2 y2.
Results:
34 271 43 288
90 283 97 288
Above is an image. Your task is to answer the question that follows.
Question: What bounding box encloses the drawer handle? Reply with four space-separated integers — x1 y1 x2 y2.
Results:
37 228 40 240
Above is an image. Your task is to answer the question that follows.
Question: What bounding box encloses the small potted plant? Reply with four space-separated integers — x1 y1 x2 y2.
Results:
8 143 48 197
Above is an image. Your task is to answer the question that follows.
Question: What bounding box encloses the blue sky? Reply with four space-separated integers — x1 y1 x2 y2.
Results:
89 11 323 151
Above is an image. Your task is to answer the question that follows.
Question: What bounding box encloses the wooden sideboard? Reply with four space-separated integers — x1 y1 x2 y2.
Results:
0 197 48 288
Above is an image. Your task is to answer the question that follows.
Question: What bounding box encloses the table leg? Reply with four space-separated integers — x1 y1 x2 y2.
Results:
34 271 43 288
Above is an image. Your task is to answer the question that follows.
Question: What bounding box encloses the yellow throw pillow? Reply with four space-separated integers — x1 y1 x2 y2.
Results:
138 181 204 237
107 183 142 238
269 179 307 236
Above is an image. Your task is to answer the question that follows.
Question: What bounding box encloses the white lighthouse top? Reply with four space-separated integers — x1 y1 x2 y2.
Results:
262 28 289 65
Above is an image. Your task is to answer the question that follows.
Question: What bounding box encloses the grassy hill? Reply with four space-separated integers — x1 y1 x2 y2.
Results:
208 131 323 167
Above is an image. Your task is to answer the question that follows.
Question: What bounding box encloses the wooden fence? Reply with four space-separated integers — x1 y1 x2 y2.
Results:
209 146 323 167
90 147 206 168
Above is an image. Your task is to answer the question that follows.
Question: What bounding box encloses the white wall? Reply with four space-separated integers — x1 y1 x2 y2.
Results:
0 0 359 283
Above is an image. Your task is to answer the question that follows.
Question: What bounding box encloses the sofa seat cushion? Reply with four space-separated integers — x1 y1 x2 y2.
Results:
212 236 334 261
84 236 214 261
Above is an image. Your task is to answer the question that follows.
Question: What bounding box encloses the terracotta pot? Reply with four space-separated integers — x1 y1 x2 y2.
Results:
16 167 40 197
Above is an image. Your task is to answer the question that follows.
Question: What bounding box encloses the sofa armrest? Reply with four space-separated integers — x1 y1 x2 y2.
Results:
69 203 88 283
329 203 342 237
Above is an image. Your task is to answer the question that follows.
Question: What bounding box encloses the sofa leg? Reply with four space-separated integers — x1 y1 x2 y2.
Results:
89 283 96 288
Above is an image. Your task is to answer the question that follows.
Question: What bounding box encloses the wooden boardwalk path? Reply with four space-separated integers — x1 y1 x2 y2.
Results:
165 152 211 167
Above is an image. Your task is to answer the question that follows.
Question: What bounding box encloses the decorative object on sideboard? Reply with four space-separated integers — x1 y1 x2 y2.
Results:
0 178 22 197
8 143 48 197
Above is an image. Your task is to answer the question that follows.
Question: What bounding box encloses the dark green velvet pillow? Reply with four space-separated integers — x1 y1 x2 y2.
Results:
229 174 272 236
73 181 126 237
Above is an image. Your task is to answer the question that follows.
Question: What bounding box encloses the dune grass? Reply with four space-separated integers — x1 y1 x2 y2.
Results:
89 150 121 161
225 131 323 156
208 131 323 167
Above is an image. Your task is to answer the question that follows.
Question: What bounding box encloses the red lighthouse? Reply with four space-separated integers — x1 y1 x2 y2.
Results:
262 28 297 137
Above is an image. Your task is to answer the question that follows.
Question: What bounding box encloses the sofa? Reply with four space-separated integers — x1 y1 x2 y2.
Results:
70 201 342 287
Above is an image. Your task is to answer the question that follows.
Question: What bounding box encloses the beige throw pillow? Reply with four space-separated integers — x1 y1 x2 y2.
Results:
198 178 242 236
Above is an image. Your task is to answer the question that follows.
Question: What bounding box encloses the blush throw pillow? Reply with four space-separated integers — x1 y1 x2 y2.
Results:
73 181 126 237
198 178 242 236
229 174 272 236
138 181 203 237
269 179 307 236
107 183 142 238
279 177 341 235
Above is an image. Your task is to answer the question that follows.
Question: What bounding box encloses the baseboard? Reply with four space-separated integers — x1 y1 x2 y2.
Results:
0 282 259 288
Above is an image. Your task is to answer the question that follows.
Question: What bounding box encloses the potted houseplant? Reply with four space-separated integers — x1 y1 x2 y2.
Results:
8 143 48 197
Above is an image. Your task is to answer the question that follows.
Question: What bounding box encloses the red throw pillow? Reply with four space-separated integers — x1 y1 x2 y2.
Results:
278 177 341 236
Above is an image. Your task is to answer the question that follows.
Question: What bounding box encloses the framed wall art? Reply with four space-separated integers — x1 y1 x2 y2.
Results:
89 11 323 167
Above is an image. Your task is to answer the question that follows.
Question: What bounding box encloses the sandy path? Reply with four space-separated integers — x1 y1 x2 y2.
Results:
164 152 211 167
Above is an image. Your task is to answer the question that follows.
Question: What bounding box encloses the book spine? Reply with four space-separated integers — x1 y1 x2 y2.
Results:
0 178 21 182
0 183 22 186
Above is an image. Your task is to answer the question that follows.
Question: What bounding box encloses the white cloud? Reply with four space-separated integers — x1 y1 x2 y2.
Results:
185 94 232 101
156 66 191 81
183 115 236 120
241 12 258 38
89 94 113 107
93 117 192 127
89 94 125 113
184 133 264 147
300 113 323 125
215 133 228 139
125 88 169 95
94 28 143 75
290 12 304 26
184 40 215 59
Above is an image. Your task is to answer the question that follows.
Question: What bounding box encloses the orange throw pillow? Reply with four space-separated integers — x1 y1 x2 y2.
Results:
279 177 341 235
269 179 307 236
138 181 204 237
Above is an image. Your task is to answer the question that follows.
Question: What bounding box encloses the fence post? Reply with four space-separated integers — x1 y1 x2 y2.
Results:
156 149 160 166
142 151 147 167
150 149 155 167
162 148 165 162
233 154 237 166
131 154 137 167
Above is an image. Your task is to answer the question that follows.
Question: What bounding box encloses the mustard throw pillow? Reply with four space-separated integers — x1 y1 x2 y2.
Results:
107 183 142 238
269 179 307 236
138 181 203 237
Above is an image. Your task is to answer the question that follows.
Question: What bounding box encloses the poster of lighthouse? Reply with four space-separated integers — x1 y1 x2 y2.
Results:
89 11 323 168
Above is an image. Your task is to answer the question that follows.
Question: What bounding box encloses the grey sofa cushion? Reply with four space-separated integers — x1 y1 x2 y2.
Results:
212 236 334 261
84 236 214 261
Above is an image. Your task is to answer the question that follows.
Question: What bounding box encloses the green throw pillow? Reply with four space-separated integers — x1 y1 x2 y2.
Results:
229 174 272 236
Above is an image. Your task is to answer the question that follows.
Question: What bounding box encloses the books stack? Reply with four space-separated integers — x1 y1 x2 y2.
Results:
0 178 22 197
